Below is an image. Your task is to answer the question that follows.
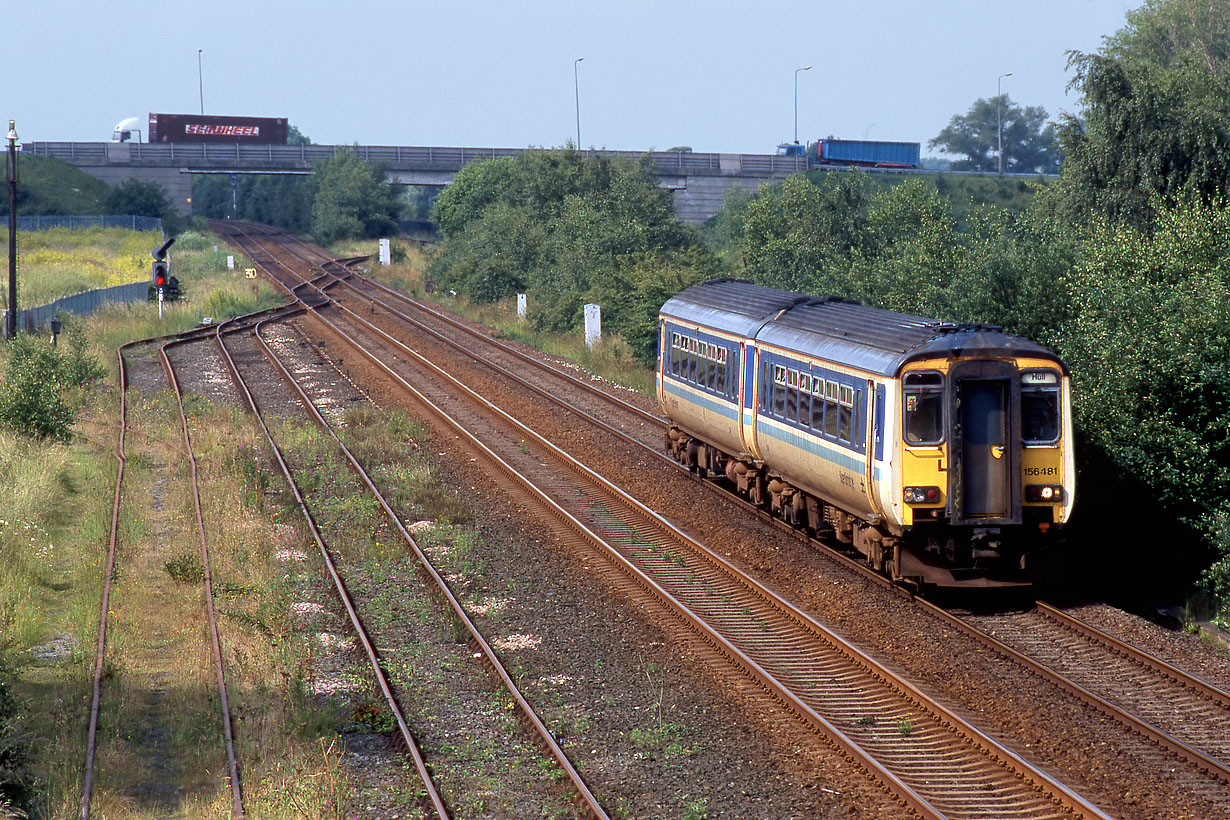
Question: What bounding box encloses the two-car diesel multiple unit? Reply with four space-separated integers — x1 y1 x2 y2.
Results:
656 279 1074 588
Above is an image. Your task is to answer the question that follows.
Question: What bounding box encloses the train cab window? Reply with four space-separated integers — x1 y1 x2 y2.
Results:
838 384 855 443
1022 371 1061 444
903 371 944 445
825 381 840 438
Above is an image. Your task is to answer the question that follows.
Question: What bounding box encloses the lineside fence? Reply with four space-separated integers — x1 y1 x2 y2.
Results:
2 281 149 332
2 215 162 330
13 214 163 233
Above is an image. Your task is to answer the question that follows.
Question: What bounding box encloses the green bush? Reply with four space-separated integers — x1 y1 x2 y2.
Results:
0 321 104 442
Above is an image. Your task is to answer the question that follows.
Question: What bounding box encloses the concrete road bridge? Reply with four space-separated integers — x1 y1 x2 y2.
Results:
22 141 814 225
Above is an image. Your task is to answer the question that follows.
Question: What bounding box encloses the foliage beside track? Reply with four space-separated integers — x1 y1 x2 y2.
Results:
429 148 717 365
418 0 1230 626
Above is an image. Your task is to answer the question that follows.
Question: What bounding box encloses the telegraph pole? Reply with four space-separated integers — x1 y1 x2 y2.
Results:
6 120 17 340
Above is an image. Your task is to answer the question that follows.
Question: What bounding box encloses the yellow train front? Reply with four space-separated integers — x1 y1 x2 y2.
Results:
657 279 1074 588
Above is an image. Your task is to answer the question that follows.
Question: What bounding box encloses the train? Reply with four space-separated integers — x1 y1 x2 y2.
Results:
777 138 921 169
656 279 1074 588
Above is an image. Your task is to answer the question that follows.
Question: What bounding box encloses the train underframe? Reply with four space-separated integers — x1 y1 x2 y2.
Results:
666 427 1042 588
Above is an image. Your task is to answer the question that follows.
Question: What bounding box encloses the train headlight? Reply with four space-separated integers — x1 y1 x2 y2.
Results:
1025 485 1064 502
904 486 941 504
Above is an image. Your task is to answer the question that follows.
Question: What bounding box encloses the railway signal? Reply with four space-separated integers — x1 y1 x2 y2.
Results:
152 237 175 318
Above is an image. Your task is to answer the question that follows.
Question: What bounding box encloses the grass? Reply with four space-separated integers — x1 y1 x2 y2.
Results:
0 226 350 818
1 226 163 308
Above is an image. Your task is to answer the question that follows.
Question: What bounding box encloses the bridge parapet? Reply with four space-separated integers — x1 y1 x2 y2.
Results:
23 142 809 223
24 142 808 177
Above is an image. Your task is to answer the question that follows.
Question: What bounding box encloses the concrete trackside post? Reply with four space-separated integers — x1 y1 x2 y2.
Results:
379 238 391 266
517 293 527 320
584 303 601 350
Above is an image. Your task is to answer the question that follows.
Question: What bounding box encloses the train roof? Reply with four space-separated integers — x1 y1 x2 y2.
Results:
659 279 1065 377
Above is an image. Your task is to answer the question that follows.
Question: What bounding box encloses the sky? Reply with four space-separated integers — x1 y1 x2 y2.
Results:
10 0 1142 156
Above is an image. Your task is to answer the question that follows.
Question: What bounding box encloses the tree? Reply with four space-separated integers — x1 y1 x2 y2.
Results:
310 149 399 244
104 178 183 232
287 124 312 145
1058 0 1230 227
429 148 713 364
929 96 1060 174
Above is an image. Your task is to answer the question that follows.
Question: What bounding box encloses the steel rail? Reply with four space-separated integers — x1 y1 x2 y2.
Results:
197 279 452 819
239 222 1230 812
1035 601 1230 709
158 337 245 816
224 230 615 819
78 266 364 819
257 259 1110 820
81 325 256 819
249 313 612 819
315 237 1230 796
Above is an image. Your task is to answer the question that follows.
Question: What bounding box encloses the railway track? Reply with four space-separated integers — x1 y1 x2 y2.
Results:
216 224 614 819
82 318 275 819
218 225 1118 820
306 231 1230 809
219 223 1230 818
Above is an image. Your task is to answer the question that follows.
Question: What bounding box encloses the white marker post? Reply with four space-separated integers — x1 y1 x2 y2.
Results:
517 293 527 320
227 255 235 270
379 238 391 266
584 303 601 350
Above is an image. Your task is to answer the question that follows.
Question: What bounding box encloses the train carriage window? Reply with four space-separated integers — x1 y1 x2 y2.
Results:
810 381 826 429
670 333 682 377
798 374 812 424
838 384 855 443
825 381 840 438
1022 371 1061 444
707 344 720 390
697 345 709 387
773 365 787 416
786 369 799 422
687 339 698 383
903 371 944 445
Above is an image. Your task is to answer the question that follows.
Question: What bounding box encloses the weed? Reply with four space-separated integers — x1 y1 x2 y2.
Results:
164 553 204 583
857 715 876 726
681 796 709 820
898 718 915 737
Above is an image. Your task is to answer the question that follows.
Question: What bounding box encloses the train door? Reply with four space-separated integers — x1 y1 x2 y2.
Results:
950 362 1020 525
740 342 760 457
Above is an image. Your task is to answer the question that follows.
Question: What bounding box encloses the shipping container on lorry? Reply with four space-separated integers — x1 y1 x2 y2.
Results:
148 113 289 144
813 138 920 168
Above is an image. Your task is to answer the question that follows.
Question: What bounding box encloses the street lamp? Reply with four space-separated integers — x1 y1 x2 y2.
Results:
6 120 17 340
794 65 812 145
574 57 584 149
198 50 205 115
997 72 1013 175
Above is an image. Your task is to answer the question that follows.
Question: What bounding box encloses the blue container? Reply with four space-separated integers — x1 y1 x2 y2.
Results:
817 139 920 167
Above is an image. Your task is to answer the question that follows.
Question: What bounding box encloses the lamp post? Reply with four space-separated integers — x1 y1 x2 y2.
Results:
794 65 811 145
574 57 584 149
198 50 205 115
997 71 1012 175
6 120 16 341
